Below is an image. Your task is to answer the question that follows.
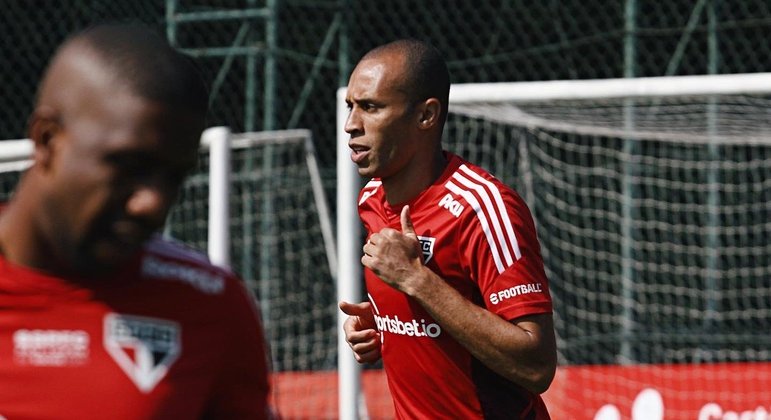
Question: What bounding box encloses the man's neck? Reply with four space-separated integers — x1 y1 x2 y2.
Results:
382 149 447 206
0 176 66 275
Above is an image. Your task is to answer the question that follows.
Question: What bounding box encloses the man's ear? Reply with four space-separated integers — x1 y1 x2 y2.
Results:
27 106 62 169
416 98 442 130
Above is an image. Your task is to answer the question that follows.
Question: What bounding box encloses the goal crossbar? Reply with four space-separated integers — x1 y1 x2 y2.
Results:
448 72 771 102
449 72 771 146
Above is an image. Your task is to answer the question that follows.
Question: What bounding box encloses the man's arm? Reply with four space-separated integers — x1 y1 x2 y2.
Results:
361 205 557 393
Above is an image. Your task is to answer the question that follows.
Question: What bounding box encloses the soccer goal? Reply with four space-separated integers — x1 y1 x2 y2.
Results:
336 72 771 418
0 128 341 418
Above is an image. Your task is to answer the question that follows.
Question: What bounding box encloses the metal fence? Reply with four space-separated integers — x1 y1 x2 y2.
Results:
2 0 770 170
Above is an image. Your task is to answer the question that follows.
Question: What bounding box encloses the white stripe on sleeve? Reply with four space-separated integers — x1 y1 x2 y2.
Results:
451 171 515 266
458 165 521 260
446 181 506 273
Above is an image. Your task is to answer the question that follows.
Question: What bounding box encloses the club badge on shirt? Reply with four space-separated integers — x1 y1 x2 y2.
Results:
417 236 436 264
103 313 181 393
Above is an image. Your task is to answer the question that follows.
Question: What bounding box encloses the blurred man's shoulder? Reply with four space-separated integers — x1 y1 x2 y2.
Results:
139 235 235 296
144 235 212 265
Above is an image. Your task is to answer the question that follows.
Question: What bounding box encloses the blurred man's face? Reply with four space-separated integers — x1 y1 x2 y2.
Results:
40 88 202 275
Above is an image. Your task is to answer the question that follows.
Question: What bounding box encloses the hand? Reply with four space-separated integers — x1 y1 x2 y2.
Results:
361 205 424 293
339 301 381 364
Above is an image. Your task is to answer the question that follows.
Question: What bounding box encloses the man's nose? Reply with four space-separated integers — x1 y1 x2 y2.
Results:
125 182 175 221
344 108 361 134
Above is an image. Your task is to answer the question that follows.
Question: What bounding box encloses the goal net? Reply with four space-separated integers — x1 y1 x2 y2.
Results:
0 129 340 418
449 73 771 417
337 72 771 419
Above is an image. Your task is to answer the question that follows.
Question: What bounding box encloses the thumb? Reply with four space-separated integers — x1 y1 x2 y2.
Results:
401 205 417 238
339 301 372 316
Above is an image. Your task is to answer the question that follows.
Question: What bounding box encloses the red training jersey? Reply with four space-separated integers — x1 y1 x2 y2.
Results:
359 152 552 419
0 236 271 420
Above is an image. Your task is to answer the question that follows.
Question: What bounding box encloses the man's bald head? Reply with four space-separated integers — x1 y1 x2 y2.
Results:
360 39 450 126
37 23 208 118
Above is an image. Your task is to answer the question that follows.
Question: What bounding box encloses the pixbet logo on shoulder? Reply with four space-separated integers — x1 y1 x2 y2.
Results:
438 193 464 217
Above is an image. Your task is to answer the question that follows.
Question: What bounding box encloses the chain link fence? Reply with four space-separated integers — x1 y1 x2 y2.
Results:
2 1 769 415
2 0 770 167
3 0 770 344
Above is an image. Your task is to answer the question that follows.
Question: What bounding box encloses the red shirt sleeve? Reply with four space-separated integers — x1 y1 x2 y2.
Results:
459 183 553 321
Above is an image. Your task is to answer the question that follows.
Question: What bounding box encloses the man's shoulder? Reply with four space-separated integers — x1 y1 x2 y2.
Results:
443 155 522 205
449 154 504 185
437 154 532 236
138 236 235 296
144 235 212 264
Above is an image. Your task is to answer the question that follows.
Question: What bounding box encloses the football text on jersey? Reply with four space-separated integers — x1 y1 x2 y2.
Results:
489 283 544 305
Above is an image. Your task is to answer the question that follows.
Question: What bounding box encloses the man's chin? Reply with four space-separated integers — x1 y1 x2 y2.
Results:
76 243 142 276
357 166 379 178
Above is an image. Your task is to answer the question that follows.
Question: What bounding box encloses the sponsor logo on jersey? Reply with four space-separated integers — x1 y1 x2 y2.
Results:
368 294 442 339
104 314 181 393
13 329 89 366
438 193 464 217
417 236 435 264
142 255 225 294
489 283 544 305
373 313 442 338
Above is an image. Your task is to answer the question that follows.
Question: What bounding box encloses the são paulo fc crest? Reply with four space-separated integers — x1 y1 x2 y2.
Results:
104 313 181 393
417 236 436 264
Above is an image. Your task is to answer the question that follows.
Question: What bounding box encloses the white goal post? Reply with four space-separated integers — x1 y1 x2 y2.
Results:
335 72 771 418
200 127 337 275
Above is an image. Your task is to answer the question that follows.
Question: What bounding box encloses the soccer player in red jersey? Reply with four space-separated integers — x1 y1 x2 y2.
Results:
339 39 557 419
0 24 272 419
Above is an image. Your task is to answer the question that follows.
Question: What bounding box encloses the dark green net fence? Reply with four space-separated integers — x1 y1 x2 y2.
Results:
1 0 769 379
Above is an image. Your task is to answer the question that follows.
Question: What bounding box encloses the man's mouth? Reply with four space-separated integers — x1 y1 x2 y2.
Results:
350 144 369 164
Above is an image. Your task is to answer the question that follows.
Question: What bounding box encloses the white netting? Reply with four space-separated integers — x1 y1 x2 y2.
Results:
442 74 771 367
164 130 338 374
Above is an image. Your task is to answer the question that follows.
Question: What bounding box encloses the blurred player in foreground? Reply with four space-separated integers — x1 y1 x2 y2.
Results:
0 24 271 419
339 39 557 419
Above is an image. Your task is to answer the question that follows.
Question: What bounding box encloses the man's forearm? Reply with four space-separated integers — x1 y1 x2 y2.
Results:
405 267 556 393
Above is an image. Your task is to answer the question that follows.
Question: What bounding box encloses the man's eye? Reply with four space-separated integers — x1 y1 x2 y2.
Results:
119 162 146 175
